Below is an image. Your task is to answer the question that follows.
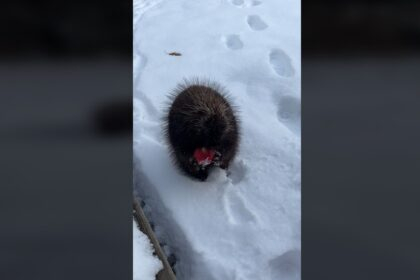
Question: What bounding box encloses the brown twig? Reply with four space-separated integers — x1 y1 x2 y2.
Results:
133 196 177 280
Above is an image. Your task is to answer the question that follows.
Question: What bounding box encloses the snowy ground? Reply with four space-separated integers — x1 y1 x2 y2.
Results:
133 0 300 279
133 220 163 280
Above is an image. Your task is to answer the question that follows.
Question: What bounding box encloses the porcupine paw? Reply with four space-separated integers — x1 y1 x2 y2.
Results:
219 162 229 170
213 151 222 167
196 169 209 181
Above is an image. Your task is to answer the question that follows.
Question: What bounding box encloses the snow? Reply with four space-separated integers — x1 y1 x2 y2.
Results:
134 0 300 279
133 220 163 280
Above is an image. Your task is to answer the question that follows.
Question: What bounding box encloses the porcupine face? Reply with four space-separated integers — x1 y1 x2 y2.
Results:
165 81 239 181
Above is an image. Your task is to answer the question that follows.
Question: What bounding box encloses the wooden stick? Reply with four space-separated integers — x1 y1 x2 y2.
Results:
133 196 177 280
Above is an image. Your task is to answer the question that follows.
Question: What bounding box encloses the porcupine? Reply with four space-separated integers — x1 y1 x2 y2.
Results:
164 79 239 181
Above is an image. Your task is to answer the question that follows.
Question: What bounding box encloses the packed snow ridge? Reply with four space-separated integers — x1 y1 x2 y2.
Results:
133 0 300 279
133 220 163 280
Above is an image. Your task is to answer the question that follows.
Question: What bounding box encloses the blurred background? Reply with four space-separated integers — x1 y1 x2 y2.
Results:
303 0 420 279
0 1 132 279
304 0 420 53
1 0 420 279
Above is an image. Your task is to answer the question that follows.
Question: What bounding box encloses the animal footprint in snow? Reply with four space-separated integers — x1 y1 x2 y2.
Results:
277 95 301 136
227 160 247 184
230 0 261 7
141 93 159 117
222 34 244 50
230 0 244 6
269 249 301 280
247 15 268 31
224 191 256 225
278 95 300 121
269 49 295 77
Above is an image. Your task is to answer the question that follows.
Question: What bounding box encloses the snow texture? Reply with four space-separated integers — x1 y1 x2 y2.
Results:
134 0 300 279
133 220 163 280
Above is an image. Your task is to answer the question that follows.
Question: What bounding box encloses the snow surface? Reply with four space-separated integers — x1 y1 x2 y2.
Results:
133 220 163 280
134 0 300 279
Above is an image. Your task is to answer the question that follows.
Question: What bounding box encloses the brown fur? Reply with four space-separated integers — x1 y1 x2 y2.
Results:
164 79 240 181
